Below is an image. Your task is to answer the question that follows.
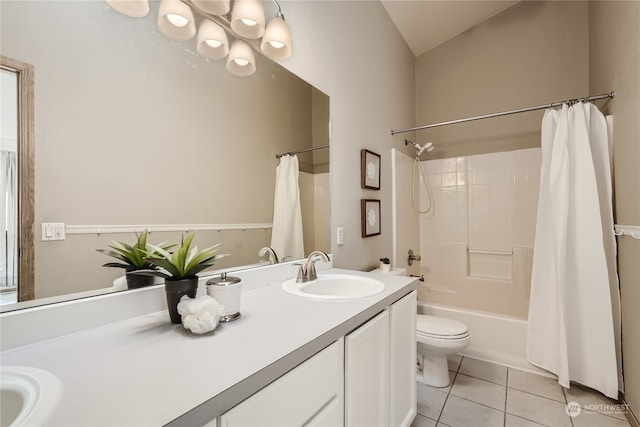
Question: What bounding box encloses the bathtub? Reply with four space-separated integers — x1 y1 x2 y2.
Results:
417 301 551 377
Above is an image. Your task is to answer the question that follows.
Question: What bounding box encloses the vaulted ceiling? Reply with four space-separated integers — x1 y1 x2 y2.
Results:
380 0 519 57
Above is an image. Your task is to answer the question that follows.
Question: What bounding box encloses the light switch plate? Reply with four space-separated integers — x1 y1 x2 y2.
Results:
41 223 66 241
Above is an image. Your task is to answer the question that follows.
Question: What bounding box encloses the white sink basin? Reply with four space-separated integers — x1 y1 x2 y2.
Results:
0 366 63 427
282 274 385 300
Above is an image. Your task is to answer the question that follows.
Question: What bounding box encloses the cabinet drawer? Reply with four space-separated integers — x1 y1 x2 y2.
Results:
219 339 344 427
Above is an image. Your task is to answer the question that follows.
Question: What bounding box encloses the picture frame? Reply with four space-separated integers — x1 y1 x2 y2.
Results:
361 149 381 190
361 199 381 237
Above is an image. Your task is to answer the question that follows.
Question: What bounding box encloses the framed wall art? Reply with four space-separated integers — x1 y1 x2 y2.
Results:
361 149 380 190
361 199 381 237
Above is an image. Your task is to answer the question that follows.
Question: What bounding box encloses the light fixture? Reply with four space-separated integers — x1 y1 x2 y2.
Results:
230 0 265 39
191 0 230 16
105 0 293 78
157 0 196 41
197 20 229 60
260 2 291 60
226 40 256 77
105 0 149 17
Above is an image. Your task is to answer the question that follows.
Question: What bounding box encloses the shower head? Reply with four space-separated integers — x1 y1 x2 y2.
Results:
405 139 435 156
417 142 434 155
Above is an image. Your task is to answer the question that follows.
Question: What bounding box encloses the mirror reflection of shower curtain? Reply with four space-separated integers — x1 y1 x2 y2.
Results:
1 150 17 288
527 102 621 399
270 155 304 261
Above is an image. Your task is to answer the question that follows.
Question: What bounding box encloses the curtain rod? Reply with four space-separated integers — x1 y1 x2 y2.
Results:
390 92 615 136
275 144 330 159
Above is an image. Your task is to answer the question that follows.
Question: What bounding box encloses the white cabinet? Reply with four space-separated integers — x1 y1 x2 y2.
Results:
345 290 417 427
345 310 390 426
219 290 417 427
390 290 417 427
219 339 344 427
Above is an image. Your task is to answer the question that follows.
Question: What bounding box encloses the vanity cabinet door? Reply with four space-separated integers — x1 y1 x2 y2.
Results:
345 309 390 426
390 290 417 427
219 339 344 427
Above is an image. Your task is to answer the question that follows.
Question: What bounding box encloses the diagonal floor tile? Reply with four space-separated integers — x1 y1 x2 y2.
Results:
417 382 448 420
508 368 565 402
570 410 631 427
411 413 438 427
505 413 546 427
450 373 506 411
565 383 628 420
506 388 572 427
439 394 504 427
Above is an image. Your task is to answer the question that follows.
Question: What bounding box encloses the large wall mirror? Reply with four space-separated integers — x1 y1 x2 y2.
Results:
0 0 330 312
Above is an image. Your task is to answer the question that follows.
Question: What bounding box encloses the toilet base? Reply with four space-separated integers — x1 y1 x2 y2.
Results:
417 352 451 388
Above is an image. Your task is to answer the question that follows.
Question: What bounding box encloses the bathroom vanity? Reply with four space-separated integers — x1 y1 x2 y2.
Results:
0 266 417 426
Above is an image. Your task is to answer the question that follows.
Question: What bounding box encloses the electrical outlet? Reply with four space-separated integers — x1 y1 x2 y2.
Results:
337 227 344 245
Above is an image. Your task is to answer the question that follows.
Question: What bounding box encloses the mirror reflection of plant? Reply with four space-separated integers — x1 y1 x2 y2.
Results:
97 230 174 272
142 232 227 281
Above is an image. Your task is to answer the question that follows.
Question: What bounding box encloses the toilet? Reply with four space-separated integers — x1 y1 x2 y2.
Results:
416 314 470 387
370 267 470 388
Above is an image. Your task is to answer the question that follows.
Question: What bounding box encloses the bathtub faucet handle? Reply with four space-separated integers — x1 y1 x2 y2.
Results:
408 249 422 266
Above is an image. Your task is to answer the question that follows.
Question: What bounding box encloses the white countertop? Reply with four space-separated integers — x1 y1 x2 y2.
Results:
1 269 417 426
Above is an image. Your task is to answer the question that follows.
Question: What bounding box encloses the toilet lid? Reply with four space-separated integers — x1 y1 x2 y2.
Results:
417 314 468 338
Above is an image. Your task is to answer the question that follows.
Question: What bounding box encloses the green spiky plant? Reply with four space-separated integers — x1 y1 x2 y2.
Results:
97 229 174 272
143 231 226 280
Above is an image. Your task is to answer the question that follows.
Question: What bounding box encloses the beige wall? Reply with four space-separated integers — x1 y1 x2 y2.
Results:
280 0 416 271
589 1 640 418
415 1 589 159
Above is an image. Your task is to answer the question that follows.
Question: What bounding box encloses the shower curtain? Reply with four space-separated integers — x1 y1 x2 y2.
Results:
527 102 621 399
270 155 304 261
1 150 18 288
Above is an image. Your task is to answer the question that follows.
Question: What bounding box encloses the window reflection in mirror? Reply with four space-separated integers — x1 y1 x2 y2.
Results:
0 0 329 311
0 69 18 304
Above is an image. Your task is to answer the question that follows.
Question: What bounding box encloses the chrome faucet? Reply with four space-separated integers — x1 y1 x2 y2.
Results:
258 247 279 264
295 250 331 283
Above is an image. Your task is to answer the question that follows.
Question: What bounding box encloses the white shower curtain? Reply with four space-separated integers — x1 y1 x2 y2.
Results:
527 102 621 399
270 155 304 261
1 150 18 288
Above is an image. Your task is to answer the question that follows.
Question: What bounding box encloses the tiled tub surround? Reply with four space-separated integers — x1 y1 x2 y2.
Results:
413 355 632 427
0 265 417 426
419 148 542 318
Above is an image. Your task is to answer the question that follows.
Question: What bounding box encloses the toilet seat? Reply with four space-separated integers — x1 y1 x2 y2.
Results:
417 314 469 340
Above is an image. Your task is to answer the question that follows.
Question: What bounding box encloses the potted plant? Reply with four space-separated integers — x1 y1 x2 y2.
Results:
380 257 391 273
96 230 174 289
143 231 226 324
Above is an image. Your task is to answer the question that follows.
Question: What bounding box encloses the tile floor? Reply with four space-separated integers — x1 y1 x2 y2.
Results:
412 355 632 427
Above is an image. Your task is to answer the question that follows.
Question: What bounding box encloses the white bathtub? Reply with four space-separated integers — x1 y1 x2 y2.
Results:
417 301 551 377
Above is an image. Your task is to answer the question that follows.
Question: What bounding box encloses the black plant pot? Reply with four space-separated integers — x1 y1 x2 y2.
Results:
125 272 156 290
164 278 199 324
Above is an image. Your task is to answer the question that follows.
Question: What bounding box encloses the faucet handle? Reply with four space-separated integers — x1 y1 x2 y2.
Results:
307 261 319 282
293 263 308 283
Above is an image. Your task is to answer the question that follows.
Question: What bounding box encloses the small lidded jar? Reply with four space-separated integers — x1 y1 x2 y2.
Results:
206 272 242 322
